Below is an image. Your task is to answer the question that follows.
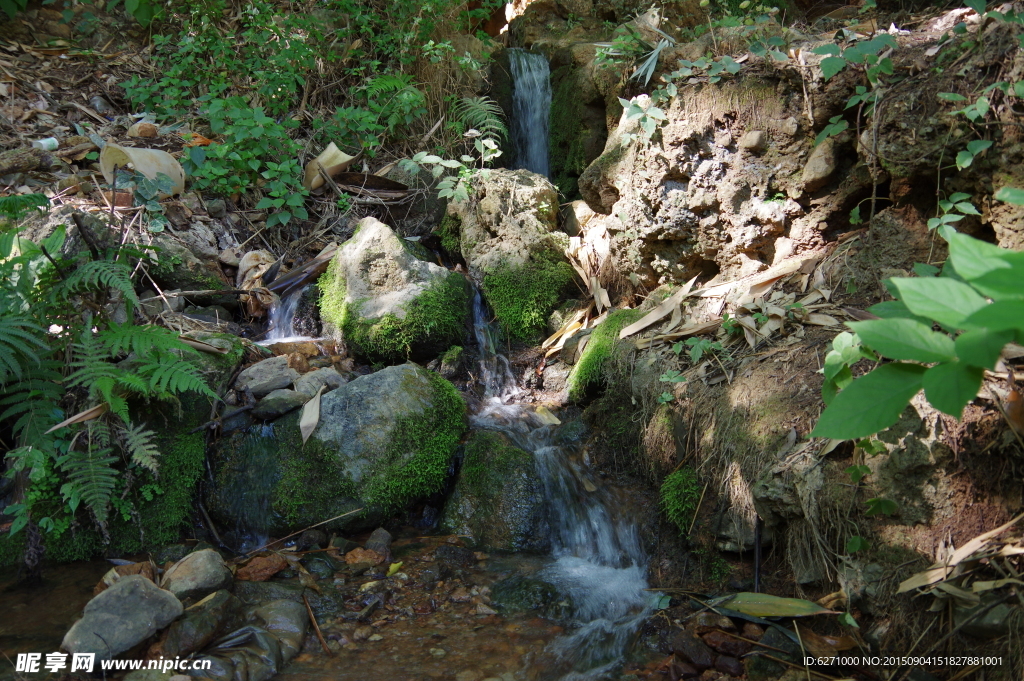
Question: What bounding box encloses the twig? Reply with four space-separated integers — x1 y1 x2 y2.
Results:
687 481 709 537
242 508 364 557
303 594 334 657
793 622 812 681
749 653 840 681
714 628 788 655
197 501 224 548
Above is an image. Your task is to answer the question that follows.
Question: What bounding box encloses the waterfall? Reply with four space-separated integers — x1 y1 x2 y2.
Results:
262 286 307 343
508 48 551 177
468 293 655 680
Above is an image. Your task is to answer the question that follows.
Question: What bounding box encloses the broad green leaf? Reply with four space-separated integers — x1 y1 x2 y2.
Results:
922 361 983 417
811 363 927 439
820 56 847 80
865 497 898 516
846 465 871 484
954 202 980 215
945 230 1010 280
848 319 955 363
846 535 869 552
956 328 1015 369
723 592 837 617
995 186 1024 205
890 277 987 328
812 44 841 55
949 192 971 202
839 612 860 628
962 300 1024 334
938 92 968 102
913 262 939 277
867 300 937 327
956 150 974 169
968 252 1024 299
967 139 993 155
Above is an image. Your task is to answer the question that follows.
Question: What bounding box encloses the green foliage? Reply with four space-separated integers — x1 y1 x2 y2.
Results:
846 535 869 553
436 213 462 256
812 228 1024 440
618 96 667 142
482 257 576 342
0 194 48 221
660 467 702 535
451 96 508 142
676 337 724 363
567 308 645 400
399 132 503 202
814 115 849 147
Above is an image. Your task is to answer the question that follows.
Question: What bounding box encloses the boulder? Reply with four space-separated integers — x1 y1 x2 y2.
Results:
152 590 241 658
252 389 308 420
293 367 346 397
441 431 550 552
318 217 470 362
252 600 308 661
802 136 840 192
208 363 466 537
445 169 574 340
149 233 232 304
62 575 183 659
234 356 300 398
162 548 233 602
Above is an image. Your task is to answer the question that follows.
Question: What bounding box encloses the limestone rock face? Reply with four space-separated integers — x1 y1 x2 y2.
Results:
62 575 183 659
319 217 470 361
440 431 550 552
208 363 466 538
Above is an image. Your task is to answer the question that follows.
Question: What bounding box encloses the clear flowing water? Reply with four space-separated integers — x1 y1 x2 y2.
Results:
508 48 551 177
262 286 310 344
469 294 656 680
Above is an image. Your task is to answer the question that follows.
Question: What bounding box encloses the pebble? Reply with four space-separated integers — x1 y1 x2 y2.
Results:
455 671 482 681
368 634 383 642
429 647 447 658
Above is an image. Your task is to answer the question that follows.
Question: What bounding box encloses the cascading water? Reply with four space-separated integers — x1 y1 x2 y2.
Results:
508 48 552 177
468 292 656 680
263 286 308 343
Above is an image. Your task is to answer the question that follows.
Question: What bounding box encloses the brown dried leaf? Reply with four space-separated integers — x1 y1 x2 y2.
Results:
345 547 384 565
235 553 289 582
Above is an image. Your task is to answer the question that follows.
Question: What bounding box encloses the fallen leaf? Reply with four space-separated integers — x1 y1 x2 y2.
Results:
618 275 698 339
235 553 288 582
299 384 325 444
805 313 840 326
45 402 109 434
345 547 384 565
718 592 838 617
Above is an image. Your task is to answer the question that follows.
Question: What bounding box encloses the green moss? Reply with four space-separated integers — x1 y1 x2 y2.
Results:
362 371 466 513
436 213 462 257
318 258 470 362
660 467 702 535
441 345 463 366
459 431 532 498
549 66 593 199
482 255 575 342
567 308 645 400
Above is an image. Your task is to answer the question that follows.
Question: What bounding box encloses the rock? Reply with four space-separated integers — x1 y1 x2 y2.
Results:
435 544 476 568
541 362 570 392
364 528 393 563
353 625 373 641
438 345 465 380
234 356 300 398
293 367 347 397
445 169 574 340
154 544 190 565
490 575 572 621
559 329 592 365
140 290 185 316
693 612 735 634
123 671 174 681
715 656 744 677
741 623 764 640
232 580 305 606
671 629 715 670
672 660 700 679
153 590 241 658
208 363 466 536
318 217 470 362
345 547 384 565
802 136 839 192
738 130 767 152
252 389 308 420
252 600 308 661
702 629 750 657
301 554 337 580
219 248 242 267
177 221 220 262
150 232 231 302
440 431 550 552
62 575 183 660
162 548 233 602
775 116 799 136
206 199 227 218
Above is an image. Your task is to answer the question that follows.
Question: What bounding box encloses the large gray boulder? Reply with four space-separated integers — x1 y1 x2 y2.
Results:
162 548 233 602
208 363 466 538
441 431 549 552
234 356 300 398
62 575 183 659
318 217 470 362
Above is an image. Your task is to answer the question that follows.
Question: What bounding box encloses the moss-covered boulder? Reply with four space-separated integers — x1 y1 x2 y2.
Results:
566 308 644 401
208 363 466 539
440 431 549 552
445 169 574 341
318 217 470 362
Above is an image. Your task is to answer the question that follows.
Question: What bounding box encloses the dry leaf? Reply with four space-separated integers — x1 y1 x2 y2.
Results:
618 275 698 339
45 403 109 434
805 313 840 326
235 553 288 582
299 384 325 444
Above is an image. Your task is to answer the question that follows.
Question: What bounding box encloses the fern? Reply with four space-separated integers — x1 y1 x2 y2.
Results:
100 322 197 359
60 260 140 311
0 314 49 383
452 96 508 141
58 437 118 525
0 361 65 441
0 193 48 220
119 423 160 475
136 357 216 399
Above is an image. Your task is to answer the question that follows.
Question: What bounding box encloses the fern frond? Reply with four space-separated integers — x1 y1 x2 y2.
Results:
68 331 122 393
452 96 508 141
137 358 217 399
59 443 118 525
0 193 48 221
366 74 417 95
60 260 140 310
89 419 112 448
100 322 197 359
0 362 65 442
118 422 160 475
0 313 49 383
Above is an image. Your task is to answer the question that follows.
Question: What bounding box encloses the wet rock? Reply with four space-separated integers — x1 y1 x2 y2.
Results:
195 625 283 681
140 289 185 315
801 136 839 192
559 329 592 365
364 528 393 563
206 199 227 218
490 575 572 621
149 232 231 301
154 544 190 565
233 580 305 605
252 389 308 420
301 555 337 580
715 656 744 677
672 659 701 679
435 544 476 568
62 575 183 659
738 130 767 153
234 357 300 398
318 217 470 362
122 670 174 681
296 529 327 550
163 548 233 602
671 629 715 670
252 600 308 660
741 623 764 640
702 629 750 657
293 367 346 397
438 345 465 380
154 590 241 658
693 612 735 634
541 362 570 393
440 431 550 552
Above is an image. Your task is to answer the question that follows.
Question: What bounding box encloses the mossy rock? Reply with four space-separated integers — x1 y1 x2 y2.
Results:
440 431 550 552
482 255 576 342
490 574 573 622
318 217 470 363
207 363 467 538
566 308 645 400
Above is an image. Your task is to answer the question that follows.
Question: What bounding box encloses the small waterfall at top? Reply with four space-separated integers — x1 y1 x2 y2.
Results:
468 291 656 680
262 286 308 343
508 48 551 177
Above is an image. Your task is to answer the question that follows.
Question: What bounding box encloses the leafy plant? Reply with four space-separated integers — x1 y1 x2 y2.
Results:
451 96 508 142
812 227 1024 440
660 467 702 535
618 96 668 142
815 115 849 147
676 337 724 363
660 369 687 383
926 192 980 231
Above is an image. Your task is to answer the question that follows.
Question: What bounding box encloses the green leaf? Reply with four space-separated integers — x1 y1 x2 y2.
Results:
955 328 1014 369
820 56 848 80
811 363 927 439
967 139 992 155
962 300 1024 333
721 593 837 617
846 465 871 484
922 361 983 417
956 150 975 169
938 92 968 101
846 535 869 552
868 300 932 326
890 278 988 328
839 612 860 628
865 497 898 516
995 186 1024 205
954 202 981 215
913 262 939 277
848 319 956 363
812 44 841 56
945 230 1010 280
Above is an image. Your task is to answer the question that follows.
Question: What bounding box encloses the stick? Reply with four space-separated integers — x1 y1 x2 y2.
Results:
197 501 224 548
187 404 255 433
241 508 364 557
793 622 812 681
303 594 334 657
687 482 708 537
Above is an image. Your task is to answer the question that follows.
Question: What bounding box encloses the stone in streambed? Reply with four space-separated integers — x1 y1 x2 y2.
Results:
293 367 346 396
152 590 241 658
162 548 233 602
62 575 183 659
671 629 715 670
252 389 308 420
234 356 300 398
